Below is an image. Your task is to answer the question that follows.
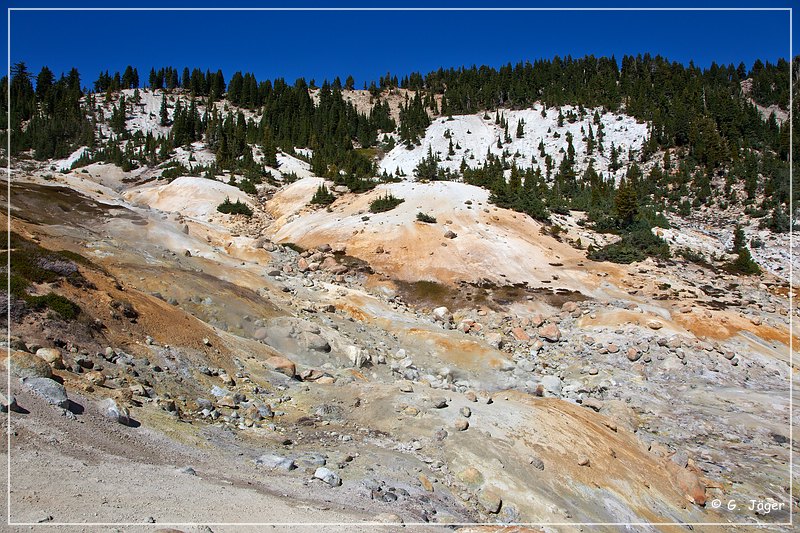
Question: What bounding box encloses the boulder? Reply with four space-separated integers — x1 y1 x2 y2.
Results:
255 454 295 471
100 398 131 425
432 306 452 323
510 327 531 342
537 323 561 342
314 467 342 487
35 348 64 369
3 351 52 380
478 489 502 514
23 377 69 409
265 356 296 378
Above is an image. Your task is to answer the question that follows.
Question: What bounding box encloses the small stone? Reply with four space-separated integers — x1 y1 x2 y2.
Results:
177 466 197 476
581 398 604 412
465 391 478 402
626 347 641 362
647 320 663 330
455 419 469 431
459 407 471 418
432 397 448 408
529 456 545 470
374 513 403 524
0 392 18 413
578 456 590 467
510 327 530 342
607 343 620 354
84 371 105 386
418 474 434 492
398 381 413 393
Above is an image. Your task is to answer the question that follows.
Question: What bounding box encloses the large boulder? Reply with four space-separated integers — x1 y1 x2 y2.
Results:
3 351 52 379
23 377 69 408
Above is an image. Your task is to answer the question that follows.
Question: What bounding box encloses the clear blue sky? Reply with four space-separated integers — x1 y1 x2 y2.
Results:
4 1 796 89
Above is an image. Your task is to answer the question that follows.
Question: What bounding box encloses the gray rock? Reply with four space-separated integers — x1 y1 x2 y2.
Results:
255 453 296 471
529 456 545 471
314 466 342 486
23 377 69 409
540 375 562 396
100 398 131 425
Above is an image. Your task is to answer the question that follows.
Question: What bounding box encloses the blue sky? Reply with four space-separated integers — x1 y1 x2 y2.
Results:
4 1 796 88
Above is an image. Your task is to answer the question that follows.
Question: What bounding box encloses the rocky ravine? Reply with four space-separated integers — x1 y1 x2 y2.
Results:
1 163 797 531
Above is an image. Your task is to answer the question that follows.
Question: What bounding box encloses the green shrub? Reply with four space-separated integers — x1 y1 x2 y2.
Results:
416 212 436 223
369 192 404 213
237 178 258 195
217 197 253 217
588 226 670 264
28 293 81 320
310 184 336 206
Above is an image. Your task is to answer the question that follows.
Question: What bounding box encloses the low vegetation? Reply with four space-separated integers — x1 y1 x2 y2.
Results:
416 212 437 223
1 232 85 320
310 184 336 206
369 192 404 213
216 197 253 216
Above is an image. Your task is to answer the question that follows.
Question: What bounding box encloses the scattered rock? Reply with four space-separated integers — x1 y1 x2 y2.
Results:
374 513 403 524
432 397 448 408
581 398 604 412
454 419 469 431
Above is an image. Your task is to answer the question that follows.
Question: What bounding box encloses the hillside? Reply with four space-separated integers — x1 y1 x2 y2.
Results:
1 56 797 530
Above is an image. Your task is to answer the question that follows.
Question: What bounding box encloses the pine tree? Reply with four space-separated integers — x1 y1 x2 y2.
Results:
159 96 169 126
